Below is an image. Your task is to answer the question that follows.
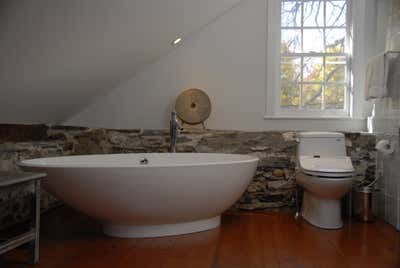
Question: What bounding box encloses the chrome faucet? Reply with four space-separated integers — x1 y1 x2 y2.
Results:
170 111 183 152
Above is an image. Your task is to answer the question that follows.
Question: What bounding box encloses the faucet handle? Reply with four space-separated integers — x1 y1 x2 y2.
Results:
171 110 184 131
176 120 184 132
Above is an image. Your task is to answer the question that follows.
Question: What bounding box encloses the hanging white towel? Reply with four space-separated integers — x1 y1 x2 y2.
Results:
386 53 400 101
365 53 388 100
365 52 400 101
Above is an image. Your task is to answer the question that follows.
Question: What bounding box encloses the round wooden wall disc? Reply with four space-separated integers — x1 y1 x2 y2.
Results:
175 89 211 125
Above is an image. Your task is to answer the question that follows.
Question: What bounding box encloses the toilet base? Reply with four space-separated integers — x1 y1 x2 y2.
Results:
302 191 343 229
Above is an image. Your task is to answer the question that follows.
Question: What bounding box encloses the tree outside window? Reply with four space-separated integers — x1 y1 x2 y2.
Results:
280 0 349 111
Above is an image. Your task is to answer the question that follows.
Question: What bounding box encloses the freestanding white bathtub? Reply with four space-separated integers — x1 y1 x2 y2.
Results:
19 153 258 238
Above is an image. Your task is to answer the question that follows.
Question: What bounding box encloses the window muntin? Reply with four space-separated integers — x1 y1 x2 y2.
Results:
280 0 350 114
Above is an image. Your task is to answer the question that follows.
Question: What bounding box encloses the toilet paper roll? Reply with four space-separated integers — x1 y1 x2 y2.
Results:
375 139 395 154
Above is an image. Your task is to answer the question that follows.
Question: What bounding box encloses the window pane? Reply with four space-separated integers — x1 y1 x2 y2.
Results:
281 57 301 84
325 84 345 109
326 28 346 53
326 56 346 83
281 29 302 53
303 57 323 82
326 0 347 27
281 57 301 108
303 0 324 27
303 29 324 52
281 1 302 27
302 83 322 109
281 83 300 107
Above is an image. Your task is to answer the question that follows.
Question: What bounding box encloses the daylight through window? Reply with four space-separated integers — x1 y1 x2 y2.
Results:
280 0 350 113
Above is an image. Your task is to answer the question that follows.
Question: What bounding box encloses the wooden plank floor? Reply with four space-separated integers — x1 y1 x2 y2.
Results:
1 206 399 268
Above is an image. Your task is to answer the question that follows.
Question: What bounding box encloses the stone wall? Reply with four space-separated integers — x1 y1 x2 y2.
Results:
0 124 376 229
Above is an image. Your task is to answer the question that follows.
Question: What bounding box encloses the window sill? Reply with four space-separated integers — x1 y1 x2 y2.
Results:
260 115 367 131
264 115 366 121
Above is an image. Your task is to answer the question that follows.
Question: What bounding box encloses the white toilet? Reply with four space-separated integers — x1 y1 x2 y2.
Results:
296 132 355 229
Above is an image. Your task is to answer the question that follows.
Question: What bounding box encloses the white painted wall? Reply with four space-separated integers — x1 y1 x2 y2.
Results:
373 99 400 231
369 0 400 231
0 0 240 124
66 0 374 131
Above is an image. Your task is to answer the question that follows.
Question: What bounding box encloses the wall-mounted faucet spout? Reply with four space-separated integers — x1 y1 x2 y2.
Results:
170 111 183 153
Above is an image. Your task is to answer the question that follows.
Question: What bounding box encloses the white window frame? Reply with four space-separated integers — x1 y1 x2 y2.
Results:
266 0 354 118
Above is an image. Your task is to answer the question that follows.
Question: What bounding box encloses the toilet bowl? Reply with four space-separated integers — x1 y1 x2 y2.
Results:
295 132 355 229
296 173 353 228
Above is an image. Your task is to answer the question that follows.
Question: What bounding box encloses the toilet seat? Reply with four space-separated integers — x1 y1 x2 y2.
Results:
299 156 354 178
301 170 354 178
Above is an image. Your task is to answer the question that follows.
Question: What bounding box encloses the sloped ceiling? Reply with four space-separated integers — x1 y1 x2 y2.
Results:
0 0 241 124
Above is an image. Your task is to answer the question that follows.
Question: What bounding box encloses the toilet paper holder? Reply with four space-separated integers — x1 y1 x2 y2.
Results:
375 134 396 155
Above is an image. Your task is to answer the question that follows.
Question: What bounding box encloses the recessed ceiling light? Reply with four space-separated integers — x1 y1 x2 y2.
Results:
172 37 182 46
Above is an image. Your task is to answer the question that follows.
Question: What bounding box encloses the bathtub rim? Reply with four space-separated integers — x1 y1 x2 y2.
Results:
18 153 259 169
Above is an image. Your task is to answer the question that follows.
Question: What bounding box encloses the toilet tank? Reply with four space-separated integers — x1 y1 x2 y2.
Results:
297 132 346 157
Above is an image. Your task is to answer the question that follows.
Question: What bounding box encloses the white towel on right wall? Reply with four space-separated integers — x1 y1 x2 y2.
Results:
386 53 400 101
365 52 400 100
365 53 387 100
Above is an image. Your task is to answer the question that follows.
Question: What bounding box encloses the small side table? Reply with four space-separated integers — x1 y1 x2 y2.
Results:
0 172 46 264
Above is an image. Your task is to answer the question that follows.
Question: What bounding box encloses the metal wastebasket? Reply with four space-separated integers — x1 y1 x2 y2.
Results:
357 186 375 222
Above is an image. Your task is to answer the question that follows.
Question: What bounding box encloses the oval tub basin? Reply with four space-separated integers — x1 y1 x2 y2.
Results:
19 153 258 238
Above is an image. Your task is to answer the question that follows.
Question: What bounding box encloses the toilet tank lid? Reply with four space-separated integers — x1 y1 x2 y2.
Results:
298 132 344 138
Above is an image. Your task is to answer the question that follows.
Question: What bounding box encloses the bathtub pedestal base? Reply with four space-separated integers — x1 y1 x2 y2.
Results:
103 216 221 238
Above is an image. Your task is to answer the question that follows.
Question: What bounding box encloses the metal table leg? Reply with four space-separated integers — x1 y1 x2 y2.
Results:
0 172 45 265
32 180 40 264
295 184 302 222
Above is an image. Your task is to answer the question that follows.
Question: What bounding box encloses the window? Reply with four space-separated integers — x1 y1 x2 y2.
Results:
267 0 352 117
